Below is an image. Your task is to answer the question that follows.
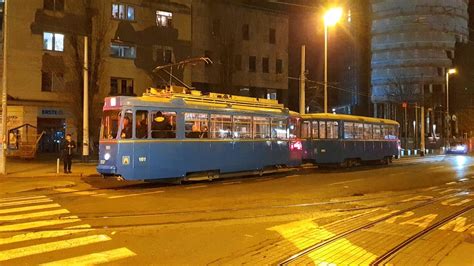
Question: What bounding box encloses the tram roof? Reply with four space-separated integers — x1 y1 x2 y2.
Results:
300 113 400 126
104 87 289 116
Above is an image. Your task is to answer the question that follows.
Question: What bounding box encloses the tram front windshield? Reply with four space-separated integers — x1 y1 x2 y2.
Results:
101 110 120 140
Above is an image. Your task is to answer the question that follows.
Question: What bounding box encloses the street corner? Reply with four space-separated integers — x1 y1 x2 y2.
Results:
0 178 77 195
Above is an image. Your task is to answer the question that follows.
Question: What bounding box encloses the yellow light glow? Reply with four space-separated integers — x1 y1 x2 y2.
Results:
448 68 457 75
324 7 343 26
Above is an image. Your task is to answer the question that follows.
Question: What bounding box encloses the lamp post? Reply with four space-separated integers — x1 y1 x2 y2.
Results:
446 68 456 141
323 7 342 113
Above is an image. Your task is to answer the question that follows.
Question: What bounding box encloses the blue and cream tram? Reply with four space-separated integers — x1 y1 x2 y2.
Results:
97 88 302 181
300 113 400 166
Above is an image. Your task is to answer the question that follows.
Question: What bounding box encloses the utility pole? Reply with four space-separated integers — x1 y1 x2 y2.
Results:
82 36 89 161
299 45 306 114
324 25 328 113
0 0 9 175
420 78 425 156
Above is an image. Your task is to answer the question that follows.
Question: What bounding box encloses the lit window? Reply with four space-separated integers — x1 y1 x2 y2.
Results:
43 32 64 52
112 3 135 21
271 118 288 139
210 114 232 139
301 121 311 139
156 10 172 27
233 116 252 139
185 113 209 138
253 117 270 139
110 43 136 59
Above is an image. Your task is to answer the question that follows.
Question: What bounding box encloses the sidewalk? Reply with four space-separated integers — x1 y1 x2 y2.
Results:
3 158 99 178
0 158 100 195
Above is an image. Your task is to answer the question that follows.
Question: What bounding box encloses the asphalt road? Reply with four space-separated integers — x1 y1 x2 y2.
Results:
0 155 473 265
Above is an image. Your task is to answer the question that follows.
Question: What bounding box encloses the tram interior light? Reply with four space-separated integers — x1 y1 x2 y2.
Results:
110 97 117 107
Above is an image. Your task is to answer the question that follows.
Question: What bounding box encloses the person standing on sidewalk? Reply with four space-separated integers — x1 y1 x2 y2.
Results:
61 134 76 174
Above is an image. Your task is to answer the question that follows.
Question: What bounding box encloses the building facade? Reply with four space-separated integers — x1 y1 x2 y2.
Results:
370 0 469 145
0 0 289 154
0 0 192 152
191 0 289 105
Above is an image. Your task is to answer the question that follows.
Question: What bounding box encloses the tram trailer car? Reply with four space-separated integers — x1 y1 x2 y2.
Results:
97 89 303 181
299 113 400 167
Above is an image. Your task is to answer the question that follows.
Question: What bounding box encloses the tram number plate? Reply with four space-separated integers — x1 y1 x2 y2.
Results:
122 156 130 165
138 156 147 163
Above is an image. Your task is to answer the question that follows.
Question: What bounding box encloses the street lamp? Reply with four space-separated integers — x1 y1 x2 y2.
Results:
446 68 456 117
323 7 342 113
445 68 456 142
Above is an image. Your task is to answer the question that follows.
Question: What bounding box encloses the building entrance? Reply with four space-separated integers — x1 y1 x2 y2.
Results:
37 118 65 153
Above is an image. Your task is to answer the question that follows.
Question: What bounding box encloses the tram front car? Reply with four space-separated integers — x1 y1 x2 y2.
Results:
97 96 124 177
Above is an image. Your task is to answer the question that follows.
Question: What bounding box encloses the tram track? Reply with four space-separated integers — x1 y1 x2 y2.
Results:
276 191 472 265
370 205 474 265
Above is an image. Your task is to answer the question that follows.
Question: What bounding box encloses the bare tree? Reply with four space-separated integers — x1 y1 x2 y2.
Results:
62 0 111 153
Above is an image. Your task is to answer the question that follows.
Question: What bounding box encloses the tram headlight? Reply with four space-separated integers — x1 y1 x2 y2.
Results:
104 153 111 161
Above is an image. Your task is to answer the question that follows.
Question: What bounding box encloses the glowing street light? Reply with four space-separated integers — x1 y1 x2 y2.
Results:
446 68 457 117
446 68 457 141
323 7 342 113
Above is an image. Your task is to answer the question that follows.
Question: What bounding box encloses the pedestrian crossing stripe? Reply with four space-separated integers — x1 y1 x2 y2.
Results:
0 195 47 203
0 203 61 214
0 216 81 232
40 247 137 266
0 195 136 264
0 235 112 261
0 209 70 221
0 227 94 245
0 198 53 207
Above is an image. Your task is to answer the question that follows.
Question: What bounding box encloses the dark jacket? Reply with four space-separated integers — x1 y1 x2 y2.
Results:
61 139 76 157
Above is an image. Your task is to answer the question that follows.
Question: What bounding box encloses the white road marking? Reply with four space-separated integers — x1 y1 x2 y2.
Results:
329 178 363 186
446 182 457 185
0 216 80 232
0 209 69 221
54 188 100 196
0 234 111 261
185 185 208 190
0 198 53 207
107 190 164 199
0 227 94 245
222 181 242 185
40 247 136 266
0 203 61 215
429 166 446 170
0 195 47 203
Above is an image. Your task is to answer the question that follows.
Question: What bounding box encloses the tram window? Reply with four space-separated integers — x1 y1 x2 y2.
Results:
354 123 364 139
151 111 176 138
311 121 319 139
210 114 232 138
363 124 373 140
319 121 327 139
135 110 148 139
271 118 288 139
384 125 397 140
373 125 382 139
327 121 338 139
120 110 133 139
185 113 209 138
344 122 354 139
101 110 120 139
289 118 299 139
253 117 270 139
233 116 252 138
301 121 311 139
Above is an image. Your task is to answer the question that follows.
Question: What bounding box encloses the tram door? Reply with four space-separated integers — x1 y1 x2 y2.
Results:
133 110 149 179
